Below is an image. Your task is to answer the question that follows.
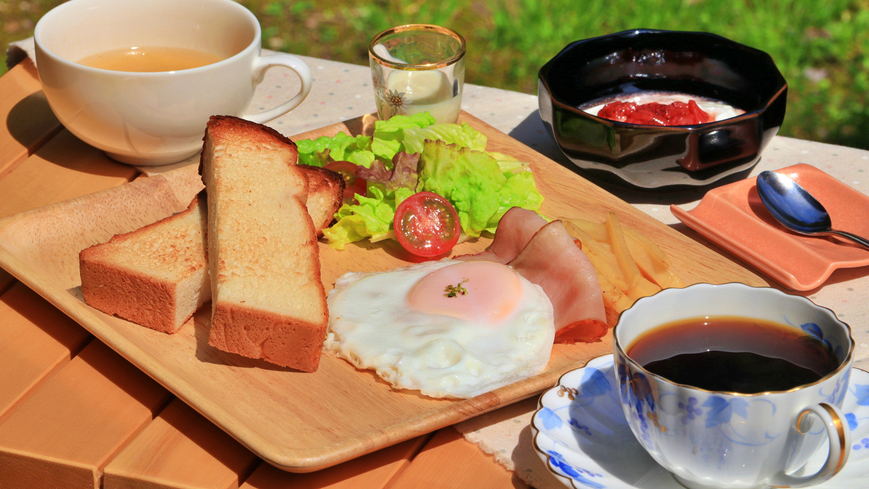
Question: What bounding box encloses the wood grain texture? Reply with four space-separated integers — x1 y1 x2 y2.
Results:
0 282 92 424
0 112 766 473
0 269 14 293
240 435 429 489
0 59 61 179
386 428 526 489
0 129 136 219
0 340 171 489
104 398 259 489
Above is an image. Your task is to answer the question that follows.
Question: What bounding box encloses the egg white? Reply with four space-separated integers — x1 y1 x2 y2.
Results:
324 259 555 399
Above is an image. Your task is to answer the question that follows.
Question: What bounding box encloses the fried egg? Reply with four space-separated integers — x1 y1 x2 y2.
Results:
324 259 555 398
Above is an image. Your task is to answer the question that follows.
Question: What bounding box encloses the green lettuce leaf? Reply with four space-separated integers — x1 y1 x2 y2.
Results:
299 111 544 249
322 184 415 250
417 140 542 237
401 122 488 156
370 112 437 162
296 132 376 168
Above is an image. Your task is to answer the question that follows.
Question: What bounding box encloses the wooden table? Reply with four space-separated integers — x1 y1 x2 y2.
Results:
0 59 530 489
2 55 867 489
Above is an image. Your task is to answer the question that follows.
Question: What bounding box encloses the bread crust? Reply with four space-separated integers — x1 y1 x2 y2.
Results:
202 115 328 372
80 195 208 333
299 165 345 234
79 165 341 340
209 302 327 371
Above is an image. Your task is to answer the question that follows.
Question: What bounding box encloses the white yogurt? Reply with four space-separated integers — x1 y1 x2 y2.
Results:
384 70 462 123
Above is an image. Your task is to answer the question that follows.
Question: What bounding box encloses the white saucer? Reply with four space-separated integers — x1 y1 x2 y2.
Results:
531 355 869 489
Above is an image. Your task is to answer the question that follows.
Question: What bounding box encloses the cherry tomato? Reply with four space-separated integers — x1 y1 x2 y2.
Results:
324 161 367 203
393 192 461 258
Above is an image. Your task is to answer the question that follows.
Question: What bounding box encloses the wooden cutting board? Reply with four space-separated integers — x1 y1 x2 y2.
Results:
0 111 765 472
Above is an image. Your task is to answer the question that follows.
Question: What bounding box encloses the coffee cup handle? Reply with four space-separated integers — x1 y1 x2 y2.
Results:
769 402 851 487
244 53 313 124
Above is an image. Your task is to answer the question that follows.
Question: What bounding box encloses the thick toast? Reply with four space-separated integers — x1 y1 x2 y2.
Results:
80 143 343 340
80 195 209 334
201 115 329 372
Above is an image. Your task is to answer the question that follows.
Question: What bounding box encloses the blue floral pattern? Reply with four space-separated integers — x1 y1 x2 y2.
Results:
569 418 593 437
581 366 613 399
799 320 845 362
539 406 563 431
678 397 703 424
617 362 656 441
546 450 605 489
533 356 869 489
848 381 869 452
700 396 749 429
855 383 869 406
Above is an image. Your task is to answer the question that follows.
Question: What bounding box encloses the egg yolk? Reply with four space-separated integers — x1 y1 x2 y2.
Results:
406 261 523 325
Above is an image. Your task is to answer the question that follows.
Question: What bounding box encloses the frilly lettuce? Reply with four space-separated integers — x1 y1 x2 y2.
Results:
418 140 543 236
307 114 543 250
296 132 375 168
323 185 415 247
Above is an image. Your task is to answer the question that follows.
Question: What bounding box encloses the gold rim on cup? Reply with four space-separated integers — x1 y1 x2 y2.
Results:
368 24 466 70
612 283 856 398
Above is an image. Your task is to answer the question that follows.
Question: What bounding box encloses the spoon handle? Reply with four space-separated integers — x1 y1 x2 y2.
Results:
828 230 869 251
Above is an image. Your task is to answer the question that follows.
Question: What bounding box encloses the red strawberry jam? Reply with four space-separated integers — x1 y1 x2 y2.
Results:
597 99 711 126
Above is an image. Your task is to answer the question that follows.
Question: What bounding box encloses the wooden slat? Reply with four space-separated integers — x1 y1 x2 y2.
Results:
0 59 61 179
0 270 14 300
0 129 137 219
0 282 92 424
0 58 61 294
386 428 527 489
0 340 171 489
104 398 259 489
240 435 430 489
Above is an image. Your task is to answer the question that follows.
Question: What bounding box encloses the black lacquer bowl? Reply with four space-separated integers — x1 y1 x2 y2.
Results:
538 29 787 189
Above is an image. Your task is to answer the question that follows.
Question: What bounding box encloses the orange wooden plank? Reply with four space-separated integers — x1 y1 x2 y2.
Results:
0 128 137 219
0 59 62 179
0 282 92 424
240 435 430 489
0 340 171 489
104 398 260 489
0 270 13 298
386 428 527 489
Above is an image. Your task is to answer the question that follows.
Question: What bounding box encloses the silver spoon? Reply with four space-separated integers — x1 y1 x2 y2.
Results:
756 170 869 250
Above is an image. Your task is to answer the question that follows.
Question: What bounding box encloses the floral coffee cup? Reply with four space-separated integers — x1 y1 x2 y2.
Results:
613 283 854 489
34 0 312 166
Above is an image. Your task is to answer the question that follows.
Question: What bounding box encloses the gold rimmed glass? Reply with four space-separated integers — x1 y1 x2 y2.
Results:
368 24 466 124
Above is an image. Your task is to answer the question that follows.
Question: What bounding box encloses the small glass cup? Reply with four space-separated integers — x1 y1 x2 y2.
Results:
368 24 466 124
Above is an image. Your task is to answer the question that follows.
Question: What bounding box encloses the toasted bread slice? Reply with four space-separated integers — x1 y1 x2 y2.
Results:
201 115 328 372
80 194 209 334
80 153 342 339
299 164 344 234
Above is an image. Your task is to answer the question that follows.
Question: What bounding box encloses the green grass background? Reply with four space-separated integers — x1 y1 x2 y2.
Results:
3 0 867 149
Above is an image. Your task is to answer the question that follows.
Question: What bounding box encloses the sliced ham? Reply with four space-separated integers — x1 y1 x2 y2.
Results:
458 207 608 343
459 207 547 264
507 220 607 343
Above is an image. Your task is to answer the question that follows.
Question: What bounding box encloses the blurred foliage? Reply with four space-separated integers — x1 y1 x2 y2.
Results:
2 0 867 149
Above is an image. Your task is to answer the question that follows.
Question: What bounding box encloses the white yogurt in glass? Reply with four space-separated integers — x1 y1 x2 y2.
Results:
384 69 462 123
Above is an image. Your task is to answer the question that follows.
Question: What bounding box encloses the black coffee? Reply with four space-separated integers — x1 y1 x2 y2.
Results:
627 316 840 393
